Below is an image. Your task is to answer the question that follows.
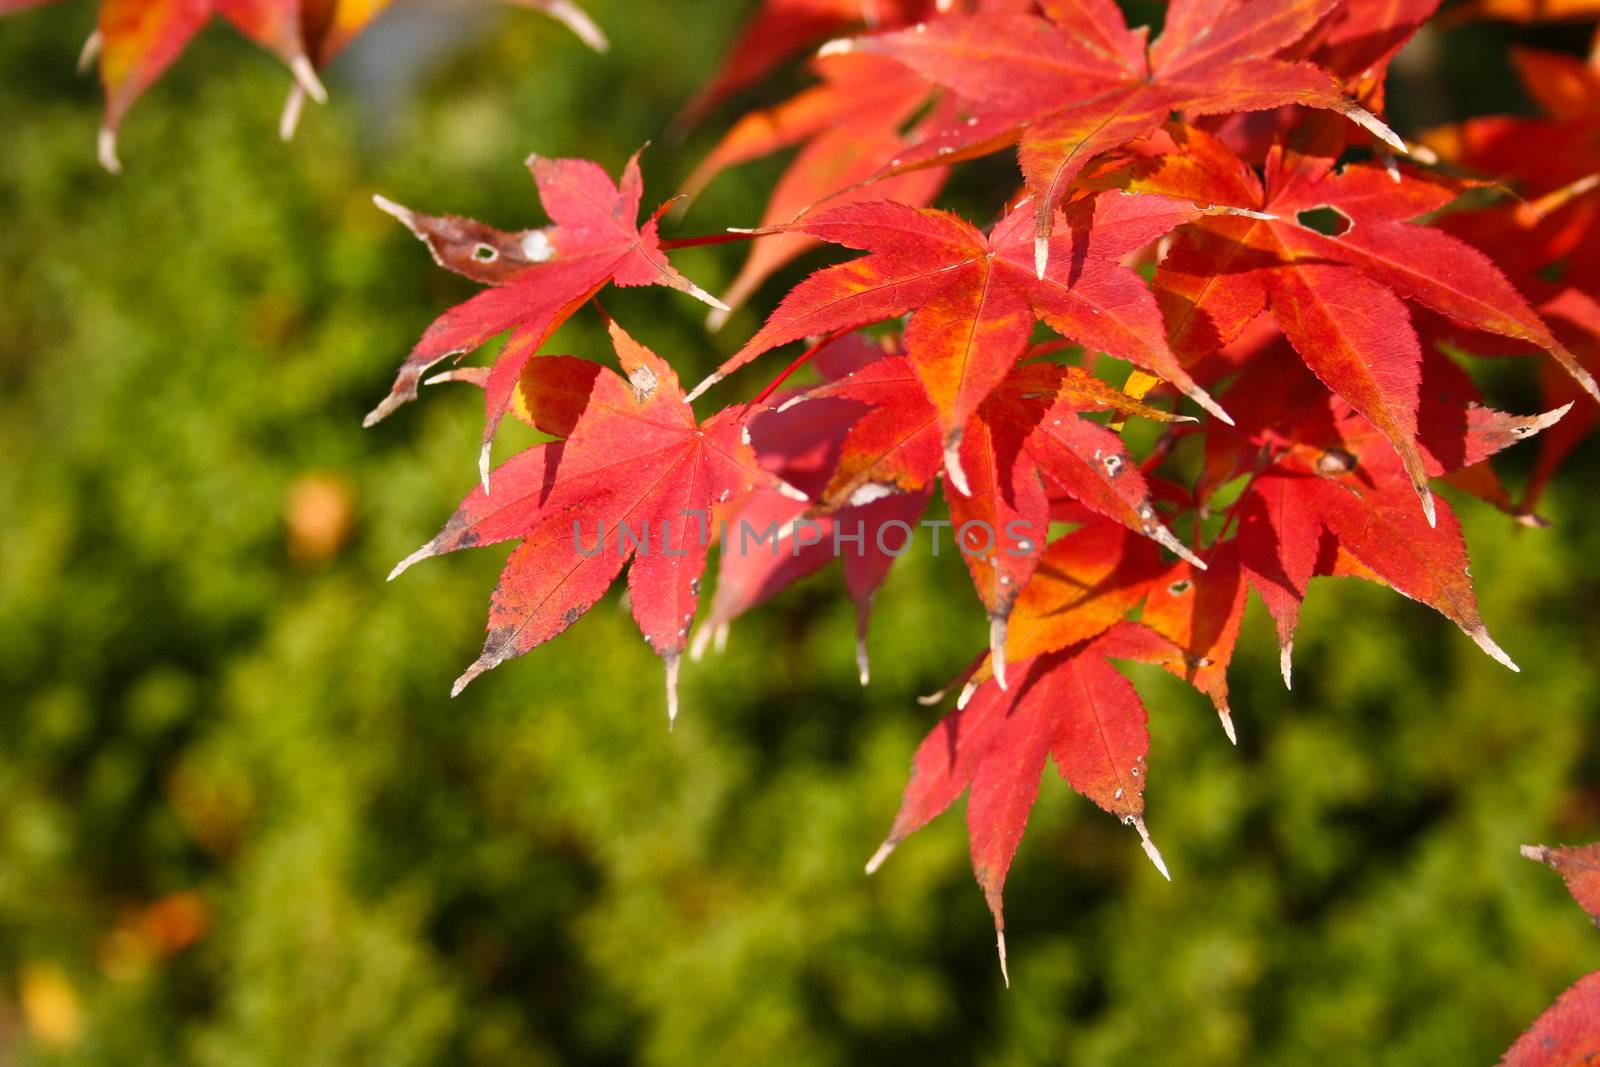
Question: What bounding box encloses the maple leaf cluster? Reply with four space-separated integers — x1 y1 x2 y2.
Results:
1 0 606 171
322 0 1600 985
1421 30 1600 519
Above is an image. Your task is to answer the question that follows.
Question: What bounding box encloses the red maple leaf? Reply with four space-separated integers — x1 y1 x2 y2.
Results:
1500 971 1600 1067
369 152 726 487
866 615 1170 986
689 191 1229 493
1524 844 1600 923
961 360 1205 680
388 320 795 724
990 518 1165 676
79 0 326 171
5 0 605 168
765 342 1202 681
1099 544 1249 743
1298 0 1442 83
1088 116 1598 524
1210 345 1562 684
688 334 931 683
1195 0 1443 158
1499 844 1600 1066
832 0 1405 270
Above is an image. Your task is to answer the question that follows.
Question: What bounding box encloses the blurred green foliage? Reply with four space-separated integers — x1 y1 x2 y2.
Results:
2 2 1600 1064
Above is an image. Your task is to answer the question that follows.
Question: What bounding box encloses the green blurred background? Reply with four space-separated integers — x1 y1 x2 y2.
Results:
2 2 1599 1063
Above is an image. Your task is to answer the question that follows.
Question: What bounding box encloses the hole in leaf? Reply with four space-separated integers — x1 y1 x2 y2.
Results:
1295 206 1352 237
472 243 499 262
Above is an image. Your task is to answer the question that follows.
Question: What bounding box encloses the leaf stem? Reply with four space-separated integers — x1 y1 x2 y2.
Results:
659 230 763 250
749 329 852 407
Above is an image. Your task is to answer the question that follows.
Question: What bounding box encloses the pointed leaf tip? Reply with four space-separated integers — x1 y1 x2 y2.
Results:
1470 626 1520 672
362 392 404 428
1189 385 1234 427
684 371 723 404
388 540 437 581
856 634 871 686
865 839 895 875
279 85 307 141
529 0 610 51
1034 235 1049 280
1151 525 1206 570
1132 816 1171 881
989 616 1009 691
451 655 493 698
1280 640 1294 691
944 438 972 497
1212 206 1278 221
685 282 732 313
288 54 328 104
1347 105 1407 153
775 478 809 502
77 29 101 73
1218 705 1237 745
665 656 682 728
1530 402 1576 434
997 930 1010 988
371 194 418 231
689 621 715 662
97 127 121 174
